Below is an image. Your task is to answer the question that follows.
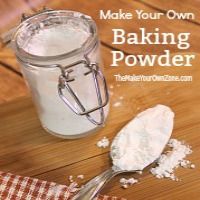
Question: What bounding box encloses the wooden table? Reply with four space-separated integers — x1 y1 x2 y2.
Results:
0 0 200 199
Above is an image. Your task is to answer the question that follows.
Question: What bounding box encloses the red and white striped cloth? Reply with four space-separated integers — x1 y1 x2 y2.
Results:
0 171 126 200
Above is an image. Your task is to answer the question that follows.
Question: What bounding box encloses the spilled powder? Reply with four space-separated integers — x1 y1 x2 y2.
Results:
68 182 80 193
77 175 84 180
96 137 110 148
109 85 114 89
117 138 195 189
113 101 122 107
150 138 194 181
68 175 74 183
67 174 85 193
136 107 140 111
119 177 138 189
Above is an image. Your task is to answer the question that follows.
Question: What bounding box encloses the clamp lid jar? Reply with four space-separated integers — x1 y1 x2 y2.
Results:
11 9 109 139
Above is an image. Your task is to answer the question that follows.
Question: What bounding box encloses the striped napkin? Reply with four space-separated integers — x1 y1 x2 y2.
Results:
0 171 125 200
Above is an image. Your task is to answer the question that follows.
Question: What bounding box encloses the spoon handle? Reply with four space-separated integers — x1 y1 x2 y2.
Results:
71 168 115 200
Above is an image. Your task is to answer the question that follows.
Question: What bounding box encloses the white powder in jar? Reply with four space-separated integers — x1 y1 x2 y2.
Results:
111 105 174 171
20 23 109 137
23 24 89 56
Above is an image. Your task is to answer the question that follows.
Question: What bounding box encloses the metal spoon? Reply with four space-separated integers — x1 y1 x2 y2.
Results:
71 139 165 200
72 105 173 199
71 167 125 200
71 162 154 200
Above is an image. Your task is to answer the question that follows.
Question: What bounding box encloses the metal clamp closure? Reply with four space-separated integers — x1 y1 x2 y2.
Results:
58 59 109 126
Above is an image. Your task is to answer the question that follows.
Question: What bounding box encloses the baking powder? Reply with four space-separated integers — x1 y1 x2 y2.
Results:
21 24 109 136
111 105 174 171
150 138 193 180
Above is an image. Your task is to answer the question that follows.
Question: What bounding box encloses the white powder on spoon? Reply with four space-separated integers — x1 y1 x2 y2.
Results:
111 104 174 171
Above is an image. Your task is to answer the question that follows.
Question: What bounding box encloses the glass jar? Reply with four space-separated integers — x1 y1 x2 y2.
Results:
11 9 109 139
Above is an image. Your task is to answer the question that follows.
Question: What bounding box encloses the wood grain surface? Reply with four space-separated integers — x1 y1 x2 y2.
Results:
0 52 200 199
0 0 200 199
0 0 33 34
0 64 27 104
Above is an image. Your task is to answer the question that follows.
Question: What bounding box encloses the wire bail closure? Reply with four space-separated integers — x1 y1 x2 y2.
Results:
58 59 109 126
8 8 109 127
